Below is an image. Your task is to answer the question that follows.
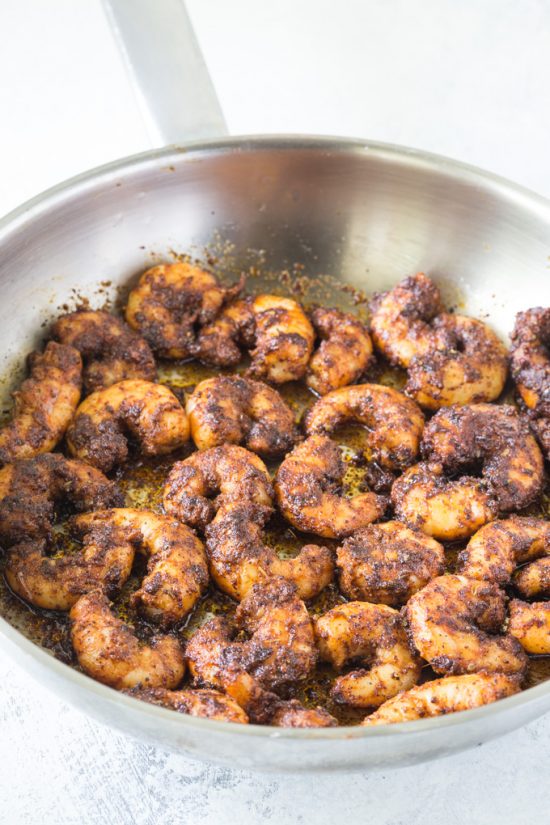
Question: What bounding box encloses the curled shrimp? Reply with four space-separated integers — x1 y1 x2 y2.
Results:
186 578 317 722
369 272 507 409
314 601 421 707
0 453 122 547
305 383 424 471
406 575 527 676
205 500 334 601
369 272 450 367
362 673 520 726
127 687 249 724
336 521 445 606
269 700 337 728
163 444 273 530
247 294 315 384
193 299 255 367
274 435 387 538
306 307 373 395
458 517 550 587
186 374 298 457
510 306 550 460
66 379 189 472
72 509 208 626
508 599 550 654
5 521 135 611
421 403 544 513
391 461 497 541
0 342 82 465
70 590 185 690
52 309 156 393
125 262 243 359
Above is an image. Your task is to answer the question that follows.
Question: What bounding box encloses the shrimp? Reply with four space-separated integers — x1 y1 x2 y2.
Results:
125 262 243 359
369 273 507 409
186 374 298 457
422 403 544 513
369 272 450 367
0 342 82 465
362 673 520 726
337 521 445 606
247 294 315 384
314 601 422 707
5 521 135 611
186 579 317 722
274 435 387 538
0 453 122 547
406 575 527 676
514 559 550 599
72 509 208 626
205 501 333 601
391 462 497 541
52 309 156 393
508 599 550 654
70 590 185 690
305 384 424 471
406 314 507 410
163 445 273 530
193 299 255 367
127 687 249 724
66 379 189 472
510 307 550 460
306 307 373 395
270 700 337 728
458 517 550 586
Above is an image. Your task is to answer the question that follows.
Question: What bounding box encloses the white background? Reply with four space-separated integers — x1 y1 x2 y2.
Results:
1 1 550 823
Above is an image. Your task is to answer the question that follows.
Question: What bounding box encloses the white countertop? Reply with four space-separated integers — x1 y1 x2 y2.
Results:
1 1 549 822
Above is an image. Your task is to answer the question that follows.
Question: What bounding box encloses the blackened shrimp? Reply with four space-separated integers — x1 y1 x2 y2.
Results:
510 307 550 460
52 309 156 393
5 520 134 611
369 272 450 367
0 342 82 464
163 444 273 530
306 307 373 395
186 578 317 721
127 687 249 723
508 599 550 654
0 453 121 547
314 601 421 707
66 379 189 472
186 374 298 457
72 509 208 626
362 673 520 726
193 299 255 367
392 461 498 541
336 521 445 606
421 403 544 513
205 501 334 601
405 314 507 410
305 383 424 471
247 294 315 384
269 700 337 728
369 272 507 409
406 575 527 676
125 262 243 359
70 590 185 690
458 517 550 587
274 435 387 538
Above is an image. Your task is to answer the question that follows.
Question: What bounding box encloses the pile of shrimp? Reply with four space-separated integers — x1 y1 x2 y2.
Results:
0 262 547 729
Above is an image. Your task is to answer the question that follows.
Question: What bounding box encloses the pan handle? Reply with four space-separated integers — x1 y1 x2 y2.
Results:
102 0 228 145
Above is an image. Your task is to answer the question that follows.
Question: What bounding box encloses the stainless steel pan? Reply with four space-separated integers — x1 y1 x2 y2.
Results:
0 2 549 772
